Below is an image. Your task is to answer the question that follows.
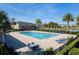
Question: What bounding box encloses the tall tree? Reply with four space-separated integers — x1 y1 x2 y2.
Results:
12 18 16 30
63 13 74 29
0 11 10 46
43 23 48 27
12 18 16 25
48 22 58 31
0 11 10 54
35 19 41 28
76 15 79 26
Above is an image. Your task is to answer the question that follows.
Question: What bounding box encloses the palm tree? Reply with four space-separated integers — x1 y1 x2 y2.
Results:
76 15 79 26
43 23 48 27
12 18 16 31
53 19 57 31
35 19 41 30
48 22 52 31
48 22 58 31
0 11 10 46
63 13 74 30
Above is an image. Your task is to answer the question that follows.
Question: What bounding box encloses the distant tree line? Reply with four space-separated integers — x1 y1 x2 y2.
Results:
43 22 61 28
35 13 79 30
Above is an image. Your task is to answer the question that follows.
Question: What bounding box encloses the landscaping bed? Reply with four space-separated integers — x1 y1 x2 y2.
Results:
56 37 79 55
68 48 79 55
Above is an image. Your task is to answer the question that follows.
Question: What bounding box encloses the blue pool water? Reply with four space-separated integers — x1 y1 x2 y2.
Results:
20 31 58 39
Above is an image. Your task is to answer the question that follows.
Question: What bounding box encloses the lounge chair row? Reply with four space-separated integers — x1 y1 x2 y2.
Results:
56 38 68 43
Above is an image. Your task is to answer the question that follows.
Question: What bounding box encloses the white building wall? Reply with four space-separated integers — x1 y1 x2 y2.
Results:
12 23 20 30
14 23 19 29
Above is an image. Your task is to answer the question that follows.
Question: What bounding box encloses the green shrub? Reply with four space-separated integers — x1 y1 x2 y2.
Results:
77 32 79 35
46 47 53 51
68 37 73 42
43 47 53 55
0 44 10 55
56 38 79 55
68 48 79 55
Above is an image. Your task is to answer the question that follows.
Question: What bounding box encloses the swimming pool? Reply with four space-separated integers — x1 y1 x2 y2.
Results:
20 31 58 39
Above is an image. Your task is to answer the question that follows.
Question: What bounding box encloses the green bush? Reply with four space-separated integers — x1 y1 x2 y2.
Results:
0 44 10 55
43 47 53 55
56 38 79 55
77 32 79 35
46 47 53 51
68 36 73 42
68 48 79 55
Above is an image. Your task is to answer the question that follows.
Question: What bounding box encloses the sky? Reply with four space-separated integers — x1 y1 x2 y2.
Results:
0 3 79 25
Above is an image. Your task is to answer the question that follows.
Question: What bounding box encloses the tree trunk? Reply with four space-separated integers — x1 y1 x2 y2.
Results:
48 25 50 32
49 27 50 32
40 24 41 31
1 27 5 54
2 31 5 46
0 27 5 45
67 21 69 30
55 25 56 31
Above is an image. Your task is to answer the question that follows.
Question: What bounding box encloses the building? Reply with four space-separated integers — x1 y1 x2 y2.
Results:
11 21 36 30
59 24 66 27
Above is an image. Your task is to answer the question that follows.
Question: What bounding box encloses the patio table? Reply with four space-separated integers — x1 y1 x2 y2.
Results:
28 44 39 51
29 44 39 48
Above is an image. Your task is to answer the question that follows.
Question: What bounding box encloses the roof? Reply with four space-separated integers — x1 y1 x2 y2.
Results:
18 21 36 26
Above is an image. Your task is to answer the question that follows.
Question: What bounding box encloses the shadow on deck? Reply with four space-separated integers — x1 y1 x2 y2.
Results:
5 34 43 55
5 34 27 50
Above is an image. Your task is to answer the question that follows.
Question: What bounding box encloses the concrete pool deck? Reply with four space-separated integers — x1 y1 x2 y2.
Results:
5 31 76 54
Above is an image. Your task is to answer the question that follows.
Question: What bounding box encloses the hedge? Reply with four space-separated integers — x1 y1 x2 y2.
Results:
36 29 79 35
56 38 79 55
68 48 79 55
42 47 53 55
